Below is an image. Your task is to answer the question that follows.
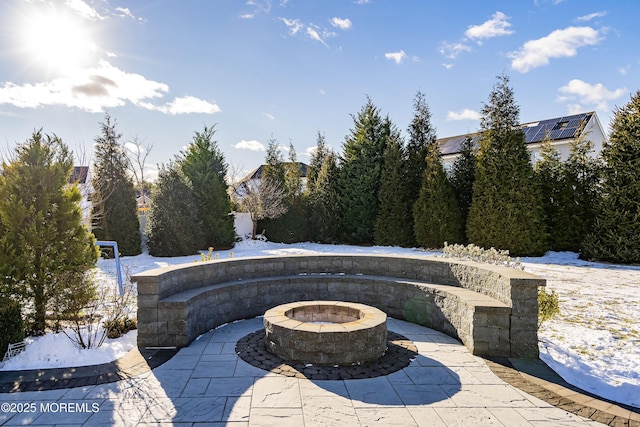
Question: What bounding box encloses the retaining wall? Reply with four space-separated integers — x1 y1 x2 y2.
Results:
132 254 545 358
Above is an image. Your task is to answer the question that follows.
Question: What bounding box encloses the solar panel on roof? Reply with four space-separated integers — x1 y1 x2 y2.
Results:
559 128 576 139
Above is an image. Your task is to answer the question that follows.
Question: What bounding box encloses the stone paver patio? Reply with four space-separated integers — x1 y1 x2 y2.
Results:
0 317 613 426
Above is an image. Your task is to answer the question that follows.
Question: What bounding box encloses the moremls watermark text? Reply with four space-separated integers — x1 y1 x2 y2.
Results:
1 401 100 414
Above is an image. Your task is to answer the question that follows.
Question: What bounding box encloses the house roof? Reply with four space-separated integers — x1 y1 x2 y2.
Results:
438 111 595 156
69 166 89 184
239 162 308 183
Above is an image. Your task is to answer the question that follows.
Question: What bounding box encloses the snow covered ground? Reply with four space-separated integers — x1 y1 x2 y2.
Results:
1 240 638 409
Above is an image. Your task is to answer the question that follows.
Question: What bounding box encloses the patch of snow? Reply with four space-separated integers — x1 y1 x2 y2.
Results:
1 330 137 371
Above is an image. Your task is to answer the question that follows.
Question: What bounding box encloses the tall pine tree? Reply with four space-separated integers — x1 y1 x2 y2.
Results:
146 163 204 257
582 91 640 263
91 113 141 256
535 131 564 251
413 138 464 248
560 124 601 253
449 136 476 243
374 130 414 247
466 74 547 256
306 131 330 193
404 91 436 246
338 97 391 244
178 125 235 249
308 151 341 243
0 131 98 332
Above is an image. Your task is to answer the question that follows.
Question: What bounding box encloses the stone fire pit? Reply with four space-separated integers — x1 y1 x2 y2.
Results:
263 300 387 366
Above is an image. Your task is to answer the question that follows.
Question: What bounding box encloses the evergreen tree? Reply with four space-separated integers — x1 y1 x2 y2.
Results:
404 90 437 246
374 132 414 247
308 152 342 243
262 137 286 189
413 138 464 248
284 143 302 200
560 125 601 252
306 131 330 193
449 136 476 242
146 163 204 257
582 91 640 263
178 125 235 249
466 74 547 256
0 130 98 332
91 113 141 256
260 142 309 242
406 91 436 200
338 97 391 244
535 131 565 251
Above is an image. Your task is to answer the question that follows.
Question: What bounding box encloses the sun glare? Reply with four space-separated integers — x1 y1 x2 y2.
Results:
20 5 96 73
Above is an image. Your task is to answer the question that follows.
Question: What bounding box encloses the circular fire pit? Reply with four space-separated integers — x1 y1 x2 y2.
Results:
263 301 387 366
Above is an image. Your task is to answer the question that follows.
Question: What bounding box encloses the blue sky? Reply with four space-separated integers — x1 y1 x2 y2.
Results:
0 0 636 180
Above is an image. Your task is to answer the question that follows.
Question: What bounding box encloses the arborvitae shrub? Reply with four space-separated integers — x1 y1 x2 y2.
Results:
258 196 309 243
178 125 235 249
582 91 640 264
375 134 414 247
307 152 342 243
91 113 141 256
449 136 476 243
466 75 547 256
0 300 24 355
413 142 464 249
147 165 205 257
338 98 392 244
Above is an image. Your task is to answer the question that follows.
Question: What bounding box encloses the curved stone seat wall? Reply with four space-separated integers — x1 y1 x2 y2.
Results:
132 254 545 358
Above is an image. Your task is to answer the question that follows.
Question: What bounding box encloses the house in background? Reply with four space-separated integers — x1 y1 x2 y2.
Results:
438 111 607 169
232 162 308 198
69 166 92 227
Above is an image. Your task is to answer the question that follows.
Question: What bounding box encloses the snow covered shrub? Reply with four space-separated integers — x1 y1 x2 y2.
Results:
538 287 560 326
0 300 24 355
442 242 523 269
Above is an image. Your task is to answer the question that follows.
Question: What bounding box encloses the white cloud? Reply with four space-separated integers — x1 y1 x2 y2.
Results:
557 79 626 111
280 18 338 46
576 11 607 22
447 109 481 121
439 42 472 59
510 26 603 73
465 11 513 41
306 26 328 46
235 140 266 151
442 63 454 69
150 96 220 115
64 0 104 20
619 65 631 75
304 146 317 157
280 17 303 35
114 7 146 22
385 50 407 64
354 0 370 3
0 60 218 115
262 112 275 120
331 17 352 30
